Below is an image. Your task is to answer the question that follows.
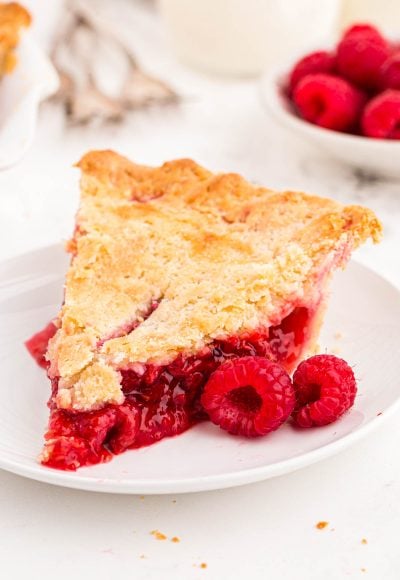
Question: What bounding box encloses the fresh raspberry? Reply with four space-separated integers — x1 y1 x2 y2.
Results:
336 25 390 90
293 73 365 132
292 354 357 428
361 89 400 138
289 51 336 93
341 23 384 41
201 356 295 437
381 51 400 90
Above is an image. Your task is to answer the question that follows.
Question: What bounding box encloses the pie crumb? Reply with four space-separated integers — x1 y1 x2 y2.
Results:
316 521 329 530
150 530 167 540
139 554 146 559
171 536 180 543
361 538 368 545
139 495 145 500
200 563 207 569
361 568 367 573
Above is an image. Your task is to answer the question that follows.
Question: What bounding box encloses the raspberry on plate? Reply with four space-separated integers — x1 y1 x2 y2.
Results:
336 24 390 90
289 51 336 93
381 51 400 90
293 73 365 132
292 354 357 428
201 356 295 437
361 89 400 138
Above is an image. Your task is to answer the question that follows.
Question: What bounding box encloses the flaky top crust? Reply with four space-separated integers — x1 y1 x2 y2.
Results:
0 2 31 74
48 150 382 410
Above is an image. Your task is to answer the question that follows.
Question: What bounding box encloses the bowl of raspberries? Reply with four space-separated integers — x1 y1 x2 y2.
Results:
261 23 400 177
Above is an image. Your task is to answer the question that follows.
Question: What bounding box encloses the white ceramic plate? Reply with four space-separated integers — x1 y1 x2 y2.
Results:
260 60 400 179
1 245 400 494
0 32 59 170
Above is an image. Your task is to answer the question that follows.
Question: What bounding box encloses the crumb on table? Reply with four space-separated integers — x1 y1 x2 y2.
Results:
150 530 167 541
200 563 207 569
316 521 329 530
361 538 368 545
171 536 180 543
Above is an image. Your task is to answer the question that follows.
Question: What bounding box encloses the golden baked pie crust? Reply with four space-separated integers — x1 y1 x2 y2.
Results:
48 150 382 411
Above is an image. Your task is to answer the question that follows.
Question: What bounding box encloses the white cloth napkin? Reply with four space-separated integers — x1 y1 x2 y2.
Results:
52 0 177 124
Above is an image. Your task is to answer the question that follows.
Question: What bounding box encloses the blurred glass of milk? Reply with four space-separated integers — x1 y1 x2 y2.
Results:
341 0 399 33
158 0 341 76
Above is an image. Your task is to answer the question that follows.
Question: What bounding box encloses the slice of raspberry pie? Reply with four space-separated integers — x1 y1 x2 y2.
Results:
26 150 381 470
0 3 31 77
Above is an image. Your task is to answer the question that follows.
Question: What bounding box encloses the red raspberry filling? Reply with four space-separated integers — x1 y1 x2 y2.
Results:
201 356 295 437
25 322 57 369
43 402 141 469
292 354 357 428
28 306 315 470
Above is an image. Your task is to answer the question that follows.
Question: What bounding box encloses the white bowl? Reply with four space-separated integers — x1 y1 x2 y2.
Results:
260 63 400 179
0 32 59 170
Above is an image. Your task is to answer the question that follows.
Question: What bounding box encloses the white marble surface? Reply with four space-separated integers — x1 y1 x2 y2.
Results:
0 1 399 579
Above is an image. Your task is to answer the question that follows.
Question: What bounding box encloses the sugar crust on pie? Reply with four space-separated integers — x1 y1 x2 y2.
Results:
50 150 381 410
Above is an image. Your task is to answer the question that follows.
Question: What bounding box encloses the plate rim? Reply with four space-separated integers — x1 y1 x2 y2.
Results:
1 245 400 494
0 404 398 495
